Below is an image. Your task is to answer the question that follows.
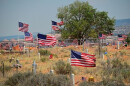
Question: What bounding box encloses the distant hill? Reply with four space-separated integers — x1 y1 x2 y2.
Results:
115 19 130 26
0 35 24 41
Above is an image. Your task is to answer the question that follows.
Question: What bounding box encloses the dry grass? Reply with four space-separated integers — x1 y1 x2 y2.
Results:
0 45 130 86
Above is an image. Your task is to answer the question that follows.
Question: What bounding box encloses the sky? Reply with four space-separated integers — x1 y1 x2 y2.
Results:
0 0 130 37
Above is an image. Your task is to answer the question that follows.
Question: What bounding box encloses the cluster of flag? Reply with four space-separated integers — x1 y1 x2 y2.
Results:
52 21 64 31
18 22 33 42
71 50 96 67
37 33 56 46
18 22 57 46
98 33 113 39
118 34 127 41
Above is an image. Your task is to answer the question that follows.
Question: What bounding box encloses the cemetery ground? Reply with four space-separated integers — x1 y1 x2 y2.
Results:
0 45 130 86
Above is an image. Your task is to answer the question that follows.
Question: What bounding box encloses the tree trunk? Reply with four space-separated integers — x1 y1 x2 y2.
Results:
78 39 84 45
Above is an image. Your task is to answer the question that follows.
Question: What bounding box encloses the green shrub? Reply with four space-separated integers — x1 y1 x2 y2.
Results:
0 50 4 54
39 49 51 56
119 50 126 57
53 54 58 58
5 72 71 86
5 72 32 86
0 65 12 73
101 57 130 84
54 60 73 75
79 81 96 86
40 56 49 62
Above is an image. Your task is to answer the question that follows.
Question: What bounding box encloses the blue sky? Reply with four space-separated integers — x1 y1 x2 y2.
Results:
0 0 130 37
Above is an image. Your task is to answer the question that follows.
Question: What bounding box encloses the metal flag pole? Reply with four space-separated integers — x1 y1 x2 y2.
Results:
18 22 19 44
37 34 39 53
51 20 52 36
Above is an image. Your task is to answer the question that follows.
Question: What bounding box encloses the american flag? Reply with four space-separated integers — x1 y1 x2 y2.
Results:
57 21 64 26
99 34 106 39
71 50 96 67
118 37 125 41
37 33 56 46
72 39 78 45
18 22 29 32
52 26 60 31
24 32 33 42
52 21 63 31
52 21 60 31
52 21 57 25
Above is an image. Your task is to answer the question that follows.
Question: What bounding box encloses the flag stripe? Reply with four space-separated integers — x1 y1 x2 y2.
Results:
18 22 29 32
38 33 56 46
71 50 96 67
71 59 95 64
24 32 33 42
71 64 96 67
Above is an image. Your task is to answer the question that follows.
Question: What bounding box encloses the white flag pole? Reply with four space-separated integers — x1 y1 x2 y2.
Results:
18 22 19 44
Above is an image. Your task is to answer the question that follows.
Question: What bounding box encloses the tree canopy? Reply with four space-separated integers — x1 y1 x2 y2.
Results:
57 1 115 41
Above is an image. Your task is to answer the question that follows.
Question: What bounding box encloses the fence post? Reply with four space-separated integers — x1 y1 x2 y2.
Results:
83 41 84 51
99 38 101 58
1 61 4 77
117 41 120 49
70 73 75 86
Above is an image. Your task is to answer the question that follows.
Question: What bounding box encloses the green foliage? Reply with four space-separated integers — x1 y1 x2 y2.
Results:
5 72 32 86
101 58 130 84
0 50 4 54
20 73 71 86
53 54 58 58
79 81 97 86
0 65 12 72
126 33 130 45
40 56 49 62
54 60 73 75
5 72 71 86
79 80 125 86
39 49 51 56
57 1 115 44
99 78 125 86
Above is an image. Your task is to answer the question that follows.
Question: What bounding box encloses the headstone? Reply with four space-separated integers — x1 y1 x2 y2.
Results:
32 60 37 74
50 70 54 74
86 49 88 53
23 46 25 53
70 74 75 86
16 59 19 64
38 53 40 59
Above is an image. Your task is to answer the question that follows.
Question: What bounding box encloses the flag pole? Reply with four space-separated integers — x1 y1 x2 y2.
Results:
18 22 19 44
51 20 52 36
37 34 39 53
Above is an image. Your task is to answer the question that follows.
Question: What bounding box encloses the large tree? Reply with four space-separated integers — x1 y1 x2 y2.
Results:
57 1 115 44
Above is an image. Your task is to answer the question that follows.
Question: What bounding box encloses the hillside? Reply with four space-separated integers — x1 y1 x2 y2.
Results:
115 19 130 26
